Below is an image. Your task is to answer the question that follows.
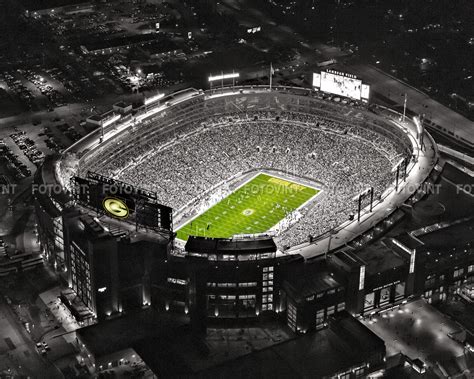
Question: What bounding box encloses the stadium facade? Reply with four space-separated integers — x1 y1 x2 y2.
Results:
33 84 474 338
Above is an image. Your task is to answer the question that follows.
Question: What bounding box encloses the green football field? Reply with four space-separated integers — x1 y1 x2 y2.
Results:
176 173 319 241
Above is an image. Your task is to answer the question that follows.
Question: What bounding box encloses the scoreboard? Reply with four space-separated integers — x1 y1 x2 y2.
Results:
71 172 173 233
313 70 370 102
321 71 362 100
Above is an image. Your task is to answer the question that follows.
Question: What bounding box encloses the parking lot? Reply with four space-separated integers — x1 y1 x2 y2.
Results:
363 299 471 375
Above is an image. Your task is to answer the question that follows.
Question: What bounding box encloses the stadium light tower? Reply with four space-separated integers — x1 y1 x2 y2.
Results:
413 116 425 150
402 93 407 122
208 71 239 93
144 92 165 113
269 63 274 91
392 157 409 191
353 187 374 223
99 113 121 143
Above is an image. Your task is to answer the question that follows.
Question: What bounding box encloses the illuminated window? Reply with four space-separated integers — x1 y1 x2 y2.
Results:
364 292 375 311
380 287 390 306
261 266 274 311
355 366 365 377
316 309 325 328
238 282 257 287
395 282 405 300
217 282 236 288
454 268 464 278
287 302 297 331
409 250 416 273
359 266 365 290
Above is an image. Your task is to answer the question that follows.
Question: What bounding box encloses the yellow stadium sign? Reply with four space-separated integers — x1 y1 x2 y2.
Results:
102 197 129 219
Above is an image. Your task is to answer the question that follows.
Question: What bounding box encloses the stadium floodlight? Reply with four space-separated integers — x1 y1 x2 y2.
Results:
352 187 374 222
391 157 405 172
402 93 407 121
144 93 165 105
412 116 423 136
208 72 239 82
352 187 371 202
102 114 121 128
412 115 426 150
392 156 409 191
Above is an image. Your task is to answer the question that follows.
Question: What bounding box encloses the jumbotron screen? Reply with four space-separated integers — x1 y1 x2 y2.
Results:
71 173 173 232
320 71 362 100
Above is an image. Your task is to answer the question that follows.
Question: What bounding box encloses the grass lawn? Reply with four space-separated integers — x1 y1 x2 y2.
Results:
176 173 319 241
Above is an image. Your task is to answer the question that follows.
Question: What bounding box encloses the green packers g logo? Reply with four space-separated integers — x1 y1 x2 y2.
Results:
103 197 129 219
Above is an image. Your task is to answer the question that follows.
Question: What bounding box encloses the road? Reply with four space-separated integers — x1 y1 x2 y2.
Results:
0 265 81 378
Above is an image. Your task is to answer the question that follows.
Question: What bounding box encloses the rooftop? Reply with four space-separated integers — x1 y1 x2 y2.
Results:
356 240 406 276
331 249 365 270
86 110 117 122
113 101 131 109
194 312 385 378
283 265 341 301
76 308 187 358
419 219 474 250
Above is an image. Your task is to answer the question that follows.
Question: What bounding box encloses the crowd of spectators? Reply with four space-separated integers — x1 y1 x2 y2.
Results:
90 110 409 248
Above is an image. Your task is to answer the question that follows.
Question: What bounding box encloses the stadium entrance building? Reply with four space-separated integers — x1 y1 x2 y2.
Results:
154 236 285 322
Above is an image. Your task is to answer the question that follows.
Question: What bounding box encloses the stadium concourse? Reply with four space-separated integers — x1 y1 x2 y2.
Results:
60 86 436 256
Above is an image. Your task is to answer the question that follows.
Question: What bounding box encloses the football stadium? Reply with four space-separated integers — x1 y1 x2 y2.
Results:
66 84 419 251
34 74 439 330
